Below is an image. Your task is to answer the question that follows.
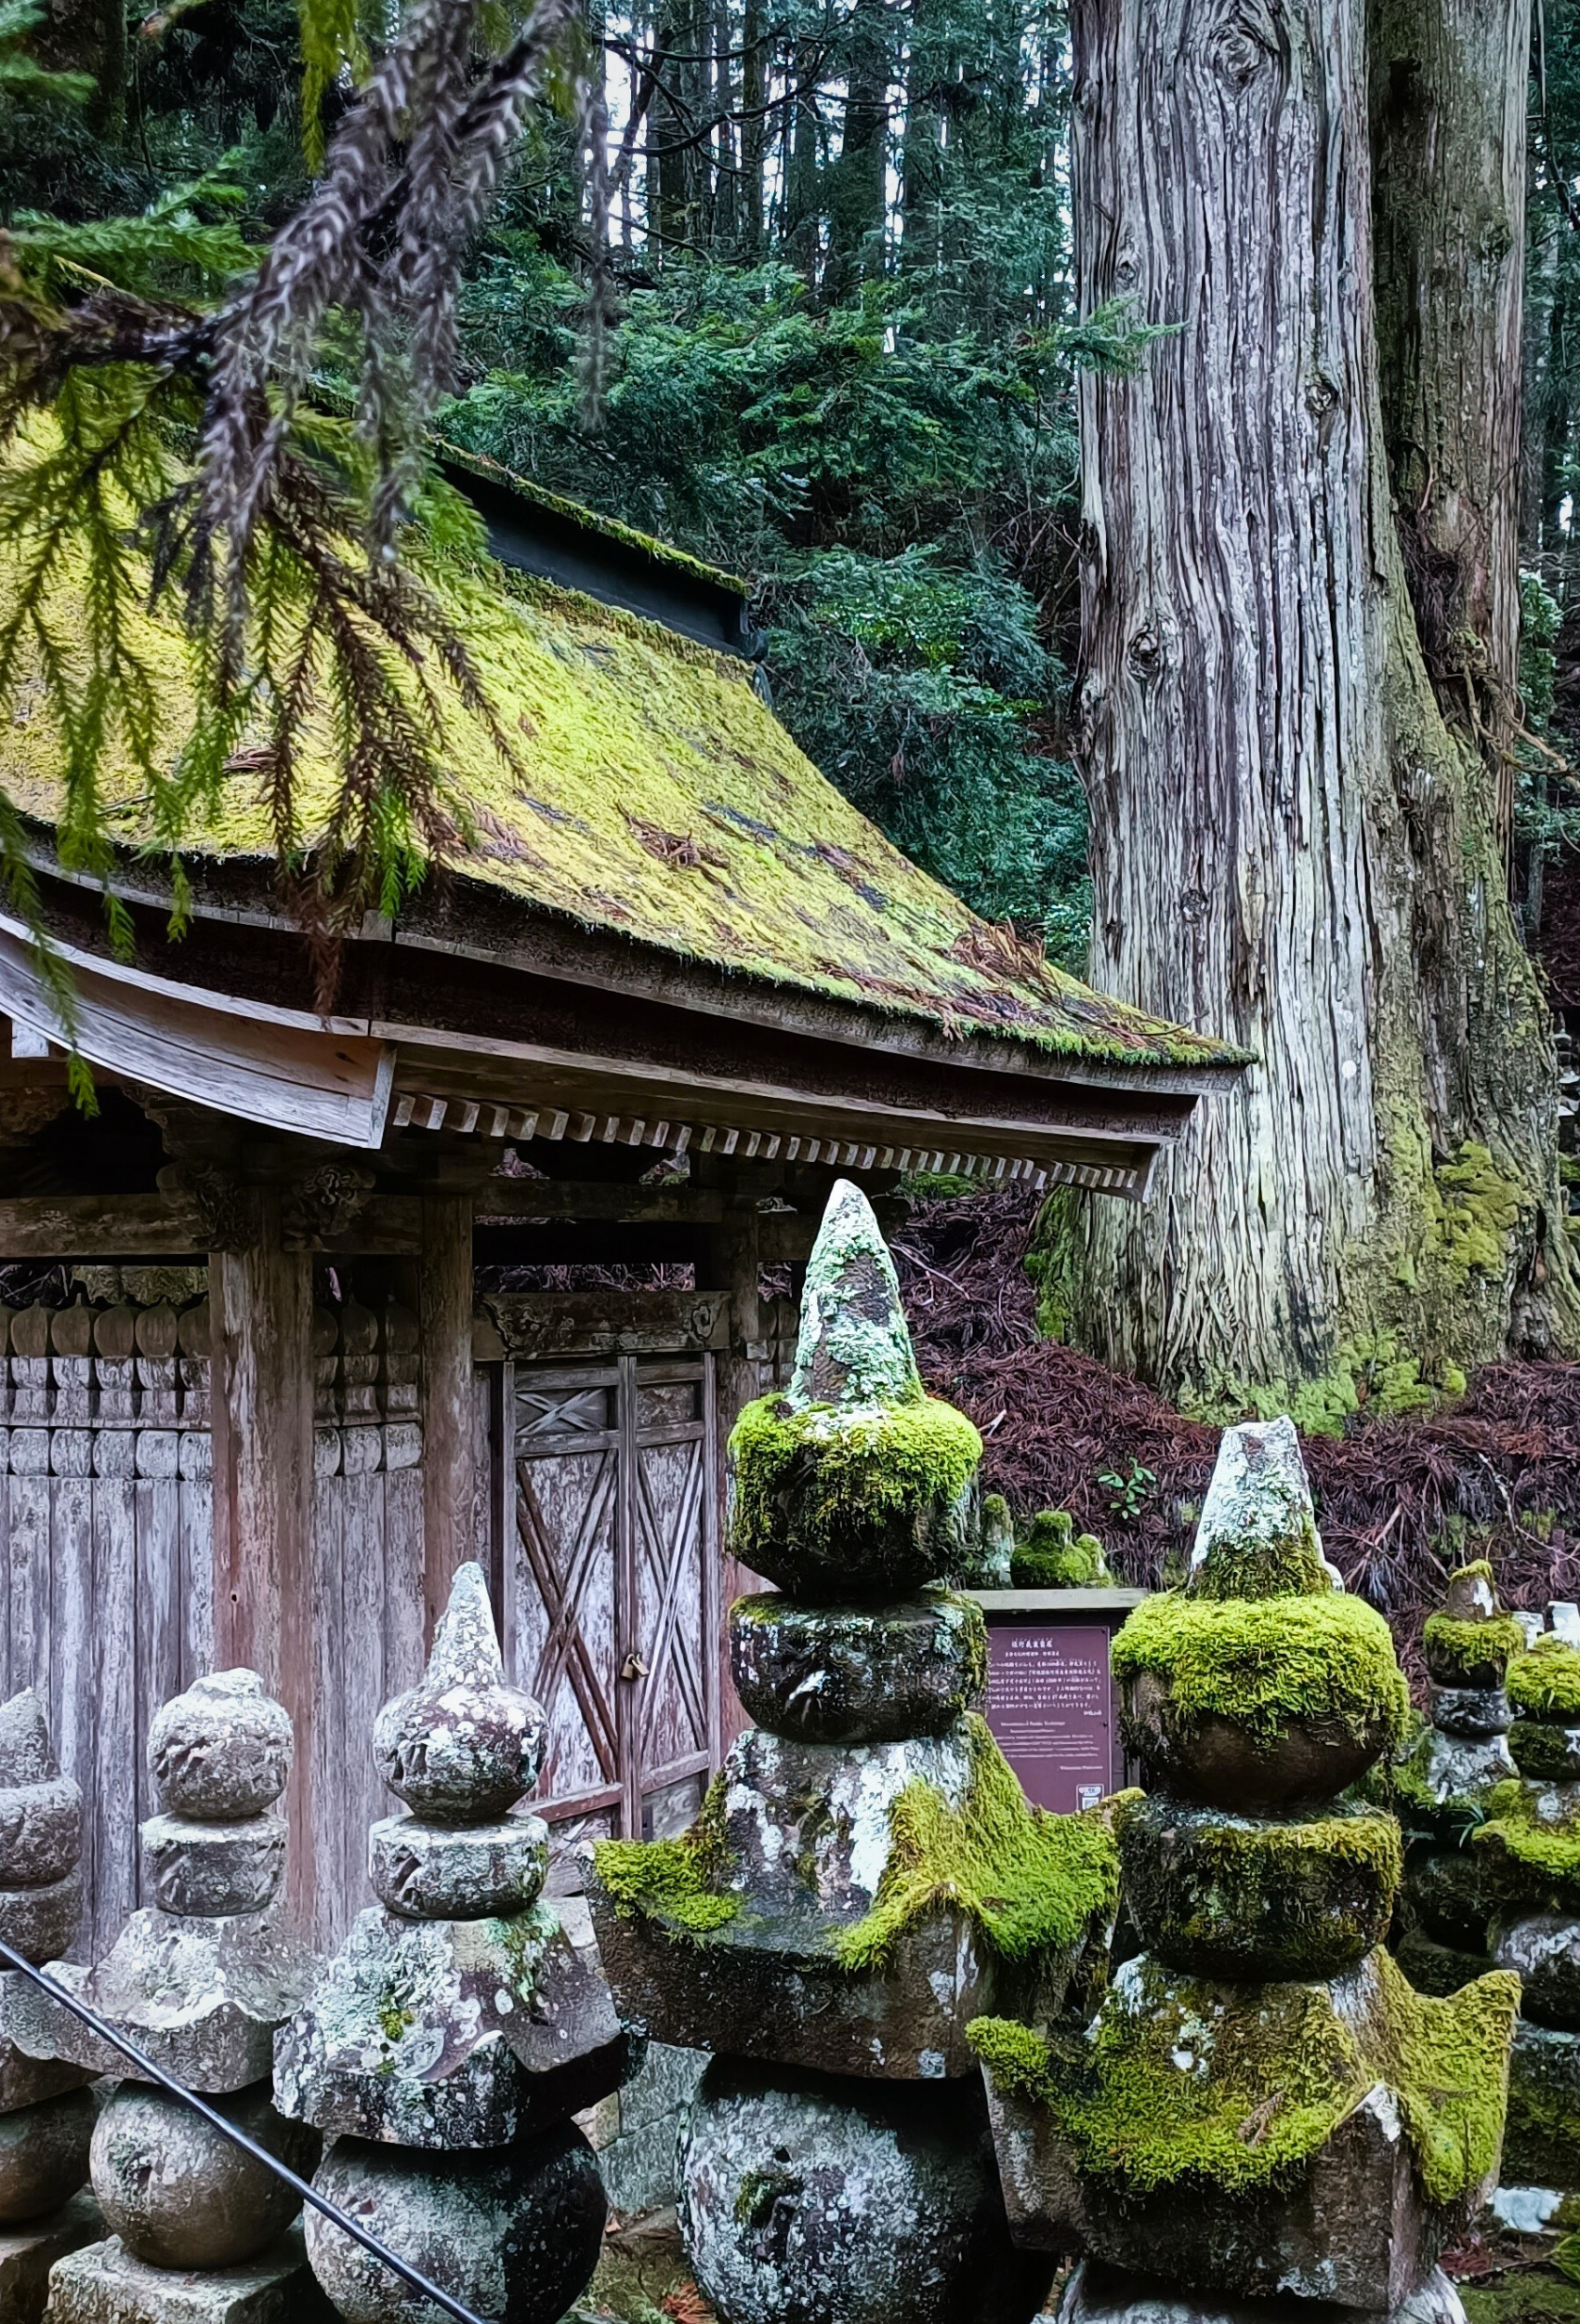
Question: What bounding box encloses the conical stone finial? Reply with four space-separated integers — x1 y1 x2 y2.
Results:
789 1180 922 1411
1188 1416 1339 1599
374 1564 546 1826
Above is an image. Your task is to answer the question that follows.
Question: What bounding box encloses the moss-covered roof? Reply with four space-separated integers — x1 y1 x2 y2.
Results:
1 515 1240 1068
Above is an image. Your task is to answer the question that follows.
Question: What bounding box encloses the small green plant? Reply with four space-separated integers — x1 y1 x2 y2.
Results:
1099 1458 1155 1523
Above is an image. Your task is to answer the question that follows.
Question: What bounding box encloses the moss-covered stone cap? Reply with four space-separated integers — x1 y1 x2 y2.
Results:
1187 1417 1339 1600
1509 1635 1580 1723
789 1181 923 1411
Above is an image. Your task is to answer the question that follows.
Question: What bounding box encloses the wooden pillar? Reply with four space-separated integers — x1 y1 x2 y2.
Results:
704 1206 764 1748
420 1194 476 1642
209 1231 316 1928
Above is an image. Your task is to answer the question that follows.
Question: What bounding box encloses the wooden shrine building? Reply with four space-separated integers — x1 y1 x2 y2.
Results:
0 462 1241 1951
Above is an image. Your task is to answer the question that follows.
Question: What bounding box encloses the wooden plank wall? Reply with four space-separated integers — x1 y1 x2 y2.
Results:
0 1297 215 1959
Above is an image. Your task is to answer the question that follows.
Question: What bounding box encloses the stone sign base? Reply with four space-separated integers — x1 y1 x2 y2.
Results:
44 2228 336 2324
1057 2260 1468 2324
0 2191 102 2324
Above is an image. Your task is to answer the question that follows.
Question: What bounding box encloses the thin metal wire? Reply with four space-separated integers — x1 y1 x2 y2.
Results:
0 1934 490 2324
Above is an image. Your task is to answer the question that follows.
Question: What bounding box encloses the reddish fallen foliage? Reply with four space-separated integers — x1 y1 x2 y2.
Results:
893 1188 1580 1675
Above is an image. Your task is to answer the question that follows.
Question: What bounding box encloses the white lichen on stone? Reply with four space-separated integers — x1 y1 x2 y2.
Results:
789 1181 923 1413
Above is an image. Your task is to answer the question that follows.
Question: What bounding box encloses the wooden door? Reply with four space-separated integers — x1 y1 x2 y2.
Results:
506 1354 721 1859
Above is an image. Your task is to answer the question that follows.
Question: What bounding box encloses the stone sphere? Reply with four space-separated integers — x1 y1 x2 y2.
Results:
0 2086 95 2225
148 1670 293 1821
679 2059 1054 2324
373 1674 546 1829
91 2078 321 2268
305 2125 606 2324
730 1593 985 1745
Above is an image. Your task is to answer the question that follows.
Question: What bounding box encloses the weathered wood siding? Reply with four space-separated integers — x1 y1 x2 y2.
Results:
0 1299 215 1958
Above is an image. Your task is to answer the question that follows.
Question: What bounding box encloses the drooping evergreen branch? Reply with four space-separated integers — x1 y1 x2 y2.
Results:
0 0 606 994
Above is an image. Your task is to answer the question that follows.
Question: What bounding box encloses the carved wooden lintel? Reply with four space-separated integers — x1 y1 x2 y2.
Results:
282 1162 376 1249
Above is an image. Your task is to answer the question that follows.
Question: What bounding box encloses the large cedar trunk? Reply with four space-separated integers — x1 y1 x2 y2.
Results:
1052 0 1578 1409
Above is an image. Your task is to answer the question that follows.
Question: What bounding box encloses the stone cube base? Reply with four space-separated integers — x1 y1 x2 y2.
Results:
43 2230 336 2324
0 2190 101 2324
589 1868 1088 2080
1056 2259 1466 2324
984 2080 1458 2313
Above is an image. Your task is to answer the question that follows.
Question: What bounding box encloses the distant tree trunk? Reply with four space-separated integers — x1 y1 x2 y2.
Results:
1370 0 1529 827
648 0 696 253
783 44 823 280
742 0 766 256
1047 0 1579 1408
33 0 125 138
823 0 891 299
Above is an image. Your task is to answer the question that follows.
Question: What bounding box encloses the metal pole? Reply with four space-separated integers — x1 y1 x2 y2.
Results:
0 1935 491 2324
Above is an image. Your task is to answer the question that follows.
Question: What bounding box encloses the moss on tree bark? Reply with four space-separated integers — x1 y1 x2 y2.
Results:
1047 0 1579 1413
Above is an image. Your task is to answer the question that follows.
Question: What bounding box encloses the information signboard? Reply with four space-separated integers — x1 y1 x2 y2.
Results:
968 1589 1143 1812
984 1623 1114 1812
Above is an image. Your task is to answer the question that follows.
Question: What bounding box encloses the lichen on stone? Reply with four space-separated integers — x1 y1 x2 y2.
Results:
1111 1591 1411 1755
788 1181 923 1412
1508 1636 1580 1720
833 1713 1119 1973
969 1947 1519 2208
1185 1417 1336 1600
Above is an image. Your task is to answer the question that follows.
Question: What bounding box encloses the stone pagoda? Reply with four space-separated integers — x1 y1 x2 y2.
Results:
972 1416 1520 2324
1473 1608 1580 2209
588 1180 1120 2324
1391 1561 1519 1998
0 1691 99 2322
272 1562 635 2324
7 1669 325 2324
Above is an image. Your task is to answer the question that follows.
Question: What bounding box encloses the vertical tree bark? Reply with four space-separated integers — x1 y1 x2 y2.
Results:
1053 0 1577 1406
1370 0 1530 822
741 0 766 255
823 0 891 298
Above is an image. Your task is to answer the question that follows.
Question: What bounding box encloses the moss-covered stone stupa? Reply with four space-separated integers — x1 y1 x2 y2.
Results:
0 1691 100 2323
1473 1606 1580 2212
6 1669 327 2324
971 1415 1520 2324
588 1180 1120 2324
272 1562 637 2324
1389 1562 1518 1999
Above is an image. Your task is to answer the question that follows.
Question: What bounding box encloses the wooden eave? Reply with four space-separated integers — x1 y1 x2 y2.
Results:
4 852 1243 1200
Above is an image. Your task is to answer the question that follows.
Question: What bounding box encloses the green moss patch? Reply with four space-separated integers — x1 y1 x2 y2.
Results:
1116 1794 1401 1978
1012 1509 1111 1590
1510 1637 1580 1720
595 1776 742 1940
1425 1612 1524 1682
727 1391 981 1584
970 1948 1518 2207
835 1713 1119 1973
1474 1780 1580 1911
1111 1591 1411 1752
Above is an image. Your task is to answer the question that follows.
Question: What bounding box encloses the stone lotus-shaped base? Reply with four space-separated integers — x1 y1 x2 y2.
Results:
0 2189 100 2324
44 2227 336 2324
589 1720 1115 2080
1053 2258 1468 2324
972 1949 1516 2310
273 1895 636 2148
4 1911 319 2094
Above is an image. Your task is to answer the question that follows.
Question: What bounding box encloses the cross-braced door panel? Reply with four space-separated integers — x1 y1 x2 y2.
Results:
507 1355 721 1847
507 1371 623 1830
